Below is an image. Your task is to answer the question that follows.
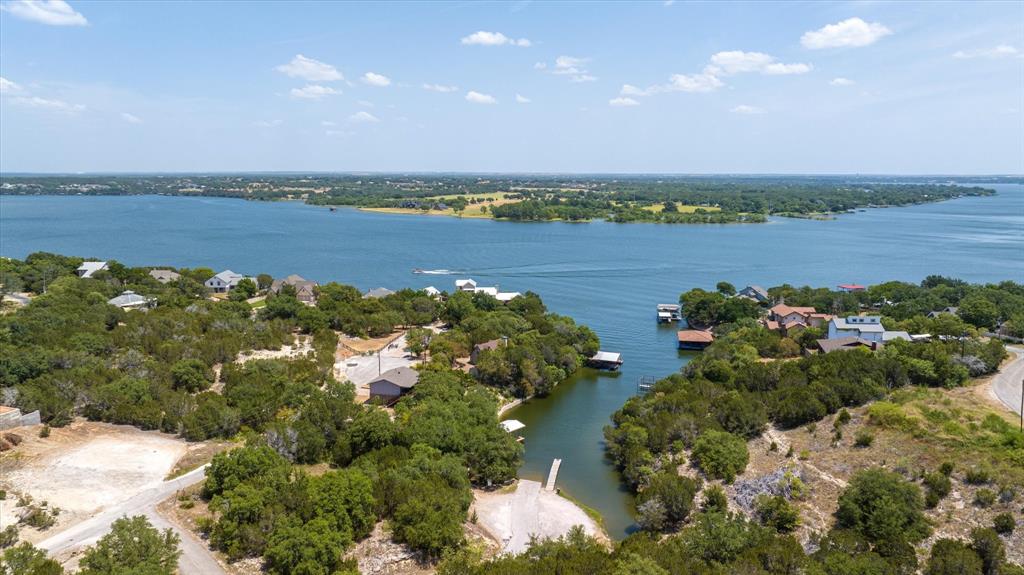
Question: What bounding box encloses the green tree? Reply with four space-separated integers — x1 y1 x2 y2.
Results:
716 282 736 296
958 297 999 329
170 358 212 392
835 468 930 545
0 543 63 575
691 430 749 483
926 539 983 575
78 516 180 575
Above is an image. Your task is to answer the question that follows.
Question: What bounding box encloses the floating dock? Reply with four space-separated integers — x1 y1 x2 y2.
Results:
657 303 682 323
588 351 623 370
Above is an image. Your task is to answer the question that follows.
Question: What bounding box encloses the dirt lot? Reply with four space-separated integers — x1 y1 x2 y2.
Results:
0 421 190 543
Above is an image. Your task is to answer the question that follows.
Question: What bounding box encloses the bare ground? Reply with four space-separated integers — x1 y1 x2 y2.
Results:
0 420 189 544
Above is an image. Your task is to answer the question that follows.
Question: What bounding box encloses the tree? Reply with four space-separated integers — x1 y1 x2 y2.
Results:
958 297 999 329
170 358 212 392
256 274 274 291
636 473 700 529
835 468 930 545
754 494 800 532
0 543 63 575
264 517 349 575
78 516 180 575
406 327 432 359
970 528 1005 575
716 282 736 296
925 539 983 575
691 430 749 483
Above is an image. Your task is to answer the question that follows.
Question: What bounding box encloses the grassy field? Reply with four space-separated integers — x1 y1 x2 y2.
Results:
640 202 722 213
360 192 516 219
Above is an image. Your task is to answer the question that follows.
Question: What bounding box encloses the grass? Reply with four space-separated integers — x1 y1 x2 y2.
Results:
360 191 517 219
639 202 722 214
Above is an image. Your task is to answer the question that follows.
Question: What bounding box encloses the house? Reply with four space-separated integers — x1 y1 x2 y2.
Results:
815 337 877 353
496 291 521 303
368 367 419 403
769 304 832 328
363 287 395 299
828 316 885 342
471 339 502 363
148 269 181 283
271 274 319 304
837 284 867 293
677 330 715 350
455 279 477 291
657 304 682 323
107 290 156 310
882 331 912 342
76 261 108 278
588 351 623 370
423 286 441 297
474 286 499 297
205 270 248 293
737 285 770 303
927 307 959 318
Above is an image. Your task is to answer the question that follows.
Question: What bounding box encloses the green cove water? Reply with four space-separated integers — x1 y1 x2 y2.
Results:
2 184 1022 537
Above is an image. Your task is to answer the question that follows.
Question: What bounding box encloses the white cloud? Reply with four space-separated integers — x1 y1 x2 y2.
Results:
321 120 336 127
801 17 892 49
325 129 355 137
731 104 765 114
254 119 282 128
461 31 531 47
356 100 374 107
0 76 22 94
706 51 811 76
515 94 531 104
120 112 142 124
11 95 84 113
666 72 724 93
361 72 391 87
275 54 343 82
423 83 458 92
830 77 855 86
539 55 597 83
348 111 379 123
620 84 646 96
289 84 340 99
609 97 640 107
1 0 87 26
952 45 1021 59
465 90 497 104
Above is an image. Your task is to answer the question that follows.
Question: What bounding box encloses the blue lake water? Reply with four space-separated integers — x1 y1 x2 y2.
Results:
2 184 1022 537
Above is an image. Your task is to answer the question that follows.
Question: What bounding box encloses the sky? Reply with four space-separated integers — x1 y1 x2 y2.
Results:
0 0 1022 174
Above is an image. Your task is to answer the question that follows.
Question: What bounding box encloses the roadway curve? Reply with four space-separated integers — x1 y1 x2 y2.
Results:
37 465 225 575
991 346 1024 417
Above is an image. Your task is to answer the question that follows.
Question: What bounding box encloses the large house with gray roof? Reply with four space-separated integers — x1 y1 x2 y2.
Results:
205 270 248 293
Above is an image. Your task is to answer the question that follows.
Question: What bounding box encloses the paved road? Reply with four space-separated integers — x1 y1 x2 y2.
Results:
38 465 225 575
992 346 1024 417
506 480 542 555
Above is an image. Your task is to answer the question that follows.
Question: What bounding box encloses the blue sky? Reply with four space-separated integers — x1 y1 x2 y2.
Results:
1 0 1021 174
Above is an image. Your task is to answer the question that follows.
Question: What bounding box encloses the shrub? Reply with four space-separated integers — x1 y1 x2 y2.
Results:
0 525 17 549
965 466 992 485
701 485 729 514
691 430 749 483
923 472 952 509
926 539 983 575
854 431 875 448
38 426 50 438
835 408 851 426
939 461 955 477
754 494 800 533
993 513 1015 535
636 473 700 530
973 489 996 508
836 468 930 544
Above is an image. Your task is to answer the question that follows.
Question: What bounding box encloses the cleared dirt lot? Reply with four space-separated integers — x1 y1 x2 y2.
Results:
0 421 189 543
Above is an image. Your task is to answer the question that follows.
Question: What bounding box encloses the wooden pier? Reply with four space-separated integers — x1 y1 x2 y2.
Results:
545 458 562 491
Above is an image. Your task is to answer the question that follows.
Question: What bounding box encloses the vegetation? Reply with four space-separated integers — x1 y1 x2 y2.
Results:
78 516 181 575
0 174 999 225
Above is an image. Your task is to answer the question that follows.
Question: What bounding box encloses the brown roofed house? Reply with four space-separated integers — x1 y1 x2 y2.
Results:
815 337 877 354
272 274 319 304
470 339 501 364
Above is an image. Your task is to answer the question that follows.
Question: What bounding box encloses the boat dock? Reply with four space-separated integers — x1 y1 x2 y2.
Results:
588 350 623 370
657 303 682 323
545 458 562 491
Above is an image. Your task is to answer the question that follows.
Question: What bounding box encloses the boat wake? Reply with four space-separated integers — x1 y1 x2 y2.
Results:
412 269 460 275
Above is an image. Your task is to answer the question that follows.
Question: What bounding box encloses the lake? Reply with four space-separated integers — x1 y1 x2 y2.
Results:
2 184 1022 537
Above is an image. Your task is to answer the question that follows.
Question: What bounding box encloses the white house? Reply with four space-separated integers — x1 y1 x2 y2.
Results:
455 279 477 291
205 270 248 293
76 261 108 279
107 290 156 310
423 286 441 297
828 316 886 343
496 291 521 303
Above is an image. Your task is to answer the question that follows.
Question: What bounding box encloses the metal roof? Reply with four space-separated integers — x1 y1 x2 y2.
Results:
500 420 526 433
369 367 419 389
